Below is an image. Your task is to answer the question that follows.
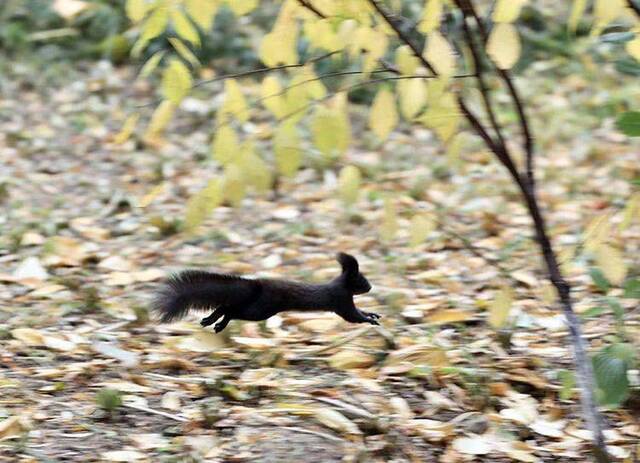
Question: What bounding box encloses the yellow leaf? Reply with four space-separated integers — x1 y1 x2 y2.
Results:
283 75 310 123
168 38 200 68
493 0 528 23
184 177 223 231
420 92 460 142
338 165 361 205
274 122 302 177
418 0 442 33
145 100 175 137
226 0 258 16
221 79 249 122
398 79 427 120
185 0 219 30
352 26 388 75
171 9 200 46
620 192 640 230
113 113 139 144
488 286 513 329
427 309 474 325
424 31 455 78
211 125 238 166
259 22 299 67
261 75 287 118
487 23 521 70
558 245 576 275
304 18 341 51
141 7 169 43
594 244 627 286
593 0 626 29
395 45 419 75
338 19 359 55
379 197 398 243
446 133 463 169
583 214 611 252
409 214 436 247
369 88 398 141
223 164 246 207
139 183 166 208
568 0 588 33
294 66 326 100
311 102 351 158
161 58 192 103
138 50 165 79
238 142 272 193
126 0 147 22
626 35 640 61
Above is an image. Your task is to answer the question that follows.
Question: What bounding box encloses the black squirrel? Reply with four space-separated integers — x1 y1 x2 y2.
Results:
153 252 380 333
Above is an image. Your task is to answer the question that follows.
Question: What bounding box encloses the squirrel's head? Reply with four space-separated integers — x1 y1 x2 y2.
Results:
336 252 372 295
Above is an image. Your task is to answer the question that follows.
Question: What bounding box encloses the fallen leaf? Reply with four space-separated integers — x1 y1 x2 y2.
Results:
14 257 48 281
101 450 146 461
313 408 361 434
452 435 493 455
328 350 377 369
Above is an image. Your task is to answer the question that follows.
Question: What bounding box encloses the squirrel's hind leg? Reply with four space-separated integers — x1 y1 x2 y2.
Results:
200 307 224 327
214 315 231 333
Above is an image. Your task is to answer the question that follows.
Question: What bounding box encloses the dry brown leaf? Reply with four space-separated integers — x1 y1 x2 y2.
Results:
328 350 377 370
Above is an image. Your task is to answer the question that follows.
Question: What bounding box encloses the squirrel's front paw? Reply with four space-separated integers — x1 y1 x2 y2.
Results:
362 311 381 320
364 313 380 325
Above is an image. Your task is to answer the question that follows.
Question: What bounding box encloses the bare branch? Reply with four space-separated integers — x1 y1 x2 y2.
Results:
296 0 327 19
455 4 509 159
459 0 535 189
627 0 640 18
368 0 438 76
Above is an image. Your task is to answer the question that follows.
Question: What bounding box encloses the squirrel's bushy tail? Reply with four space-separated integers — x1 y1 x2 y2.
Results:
153 270 260 323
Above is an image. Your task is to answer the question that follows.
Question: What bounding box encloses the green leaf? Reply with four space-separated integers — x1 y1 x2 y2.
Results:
615 58 640 76
592 345 631 407
616 111 640 137
580 306 607 319
96 388 123 411
557 369 575 401
605 297 625 322
623 279 640 299
589 267 610 293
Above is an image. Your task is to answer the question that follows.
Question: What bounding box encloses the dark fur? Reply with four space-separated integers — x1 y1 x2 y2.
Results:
153 253 378 332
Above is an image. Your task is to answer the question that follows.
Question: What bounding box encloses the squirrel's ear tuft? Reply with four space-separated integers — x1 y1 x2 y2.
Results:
337 252 359 275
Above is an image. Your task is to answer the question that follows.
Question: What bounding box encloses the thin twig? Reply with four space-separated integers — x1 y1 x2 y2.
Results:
194 51 339 89
296 0 327 19
211 72 473 133
136 50 339 108
123 403 188 422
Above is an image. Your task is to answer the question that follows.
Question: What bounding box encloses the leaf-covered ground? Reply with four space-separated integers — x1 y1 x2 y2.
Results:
1 59 639 462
